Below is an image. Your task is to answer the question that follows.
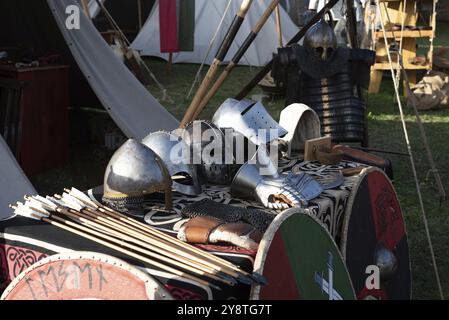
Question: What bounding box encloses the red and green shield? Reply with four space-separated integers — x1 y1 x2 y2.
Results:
341 168 411 300
252 210 355 300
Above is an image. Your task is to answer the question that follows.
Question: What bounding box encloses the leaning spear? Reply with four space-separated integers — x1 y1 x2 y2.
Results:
180 0 254 128
190 0 282 121
235 0 340 100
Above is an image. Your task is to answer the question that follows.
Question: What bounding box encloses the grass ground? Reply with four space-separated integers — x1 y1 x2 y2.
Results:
31 22 449 299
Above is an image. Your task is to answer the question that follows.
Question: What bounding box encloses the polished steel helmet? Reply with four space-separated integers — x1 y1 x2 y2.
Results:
142 131 201 196
181 120 239 185
304 19 337 61
103 139 172 214
279 103 321 155
212 98 287 146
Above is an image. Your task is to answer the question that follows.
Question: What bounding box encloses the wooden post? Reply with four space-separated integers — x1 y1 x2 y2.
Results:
168 53 173 72
138 0 143 30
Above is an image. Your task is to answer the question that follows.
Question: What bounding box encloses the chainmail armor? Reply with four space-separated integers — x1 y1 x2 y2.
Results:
181 199 274 232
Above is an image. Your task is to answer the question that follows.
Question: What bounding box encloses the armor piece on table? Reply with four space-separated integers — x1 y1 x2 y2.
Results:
231 161 323 210
278 103 321 156
181 120 239 185
177 216 263 251
181 198 274 233
102 139 172 215
272 19 375 146
142 131 201 196
212 98 287 146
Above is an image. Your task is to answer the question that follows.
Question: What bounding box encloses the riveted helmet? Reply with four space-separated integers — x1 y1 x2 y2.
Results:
304 19 337 61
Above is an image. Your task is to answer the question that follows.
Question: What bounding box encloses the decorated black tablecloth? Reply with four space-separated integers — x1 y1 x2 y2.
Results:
0 159 364 300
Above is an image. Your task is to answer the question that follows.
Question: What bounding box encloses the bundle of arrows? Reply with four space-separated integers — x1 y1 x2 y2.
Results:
11 187 266 289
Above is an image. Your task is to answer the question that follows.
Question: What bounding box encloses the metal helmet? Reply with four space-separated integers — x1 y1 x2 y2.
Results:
181 120 240 185
279 103 321 156
304 19 337 61
142 131 201 196
212 98 287 146
103 139 172 215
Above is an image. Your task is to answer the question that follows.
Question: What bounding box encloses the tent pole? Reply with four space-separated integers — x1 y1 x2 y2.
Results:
138 0 143 30
376 0 444 299
168 53 173 72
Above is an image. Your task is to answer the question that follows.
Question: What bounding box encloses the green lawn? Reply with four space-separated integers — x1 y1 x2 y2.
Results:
31 22 449 300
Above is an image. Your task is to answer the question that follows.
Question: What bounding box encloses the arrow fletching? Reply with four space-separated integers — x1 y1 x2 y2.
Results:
69 187 98 209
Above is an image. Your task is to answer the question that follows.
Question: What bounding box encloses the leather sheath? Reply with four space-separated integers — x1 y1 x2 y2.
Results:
333 145 394 179
215 223 263 242
182 216 224 244
315 148 344 165
333 145 387 166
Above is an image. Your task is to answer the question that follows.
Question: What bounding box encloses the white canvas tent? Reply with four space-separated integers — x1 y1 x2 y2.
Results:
88 0 105 19
0 137 36 221
131 0 299 67
47 0 179 141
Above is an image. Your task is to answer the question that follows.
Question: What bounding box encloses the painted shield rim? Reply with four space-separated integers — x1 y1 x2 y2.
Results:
0 251 174 300
339 166 412 300
251 208 355 300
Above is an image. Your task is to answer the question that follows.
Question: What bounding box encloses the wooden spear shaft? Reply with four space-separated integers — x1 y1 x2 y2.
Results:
191 0 281 120
32 197 220 279
275 4 283 48
32 214 214 289
179 0 255 128
58 209 234 285
68 208 218 273
96 203 249 276
74 207 242 280
65 189 254 279
235 0 340 100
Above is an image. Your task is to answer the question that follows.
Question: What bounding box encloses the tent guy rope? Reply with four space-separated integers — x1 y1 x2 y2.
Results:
376 0 444 299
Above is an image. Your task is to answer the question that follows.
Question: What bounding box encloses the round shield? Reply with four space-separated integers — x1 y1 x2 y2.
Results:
1 252 173 300
251 210 355 300
341 168 411 300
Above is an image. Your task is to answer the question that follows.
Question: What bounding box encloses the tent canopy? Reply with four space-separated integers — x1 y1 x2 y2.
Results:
0 137 36 221
48 0 179 141
132 0 299 67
